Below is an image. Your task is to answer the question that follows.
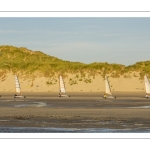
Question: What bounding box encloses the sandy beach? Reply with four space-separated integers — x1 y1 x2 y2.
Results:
0 72 149 132
0 92 150 132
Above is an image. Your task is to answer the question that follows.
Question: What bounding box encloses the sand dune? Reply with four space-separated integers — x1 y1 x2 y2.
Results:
0 72 146 93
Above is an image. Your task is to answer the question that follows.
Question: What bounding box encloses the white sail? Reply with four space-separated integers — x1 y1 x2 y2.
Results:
105 76 112 95
144 75 150 94
59 75 66 93
14 75 21 94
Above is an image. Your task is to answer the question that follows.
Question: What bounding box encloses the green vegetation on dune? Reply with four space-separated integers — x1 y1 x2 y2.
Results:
125 61 150 79
0 45 150 80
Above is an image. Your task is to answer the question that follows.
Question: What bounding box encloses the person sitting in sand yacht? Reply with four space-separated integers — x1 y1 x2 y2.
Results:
59 92 61 97
103 93 107 99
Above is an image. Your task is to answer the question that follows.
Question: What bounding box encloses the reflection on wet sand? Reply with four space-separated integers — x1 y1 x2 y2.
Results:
15 102 47 108
0 93 150 132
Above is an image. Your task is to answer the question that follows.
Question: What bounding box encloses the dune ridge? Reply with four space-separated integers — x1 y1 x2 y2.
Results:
0 45 149 93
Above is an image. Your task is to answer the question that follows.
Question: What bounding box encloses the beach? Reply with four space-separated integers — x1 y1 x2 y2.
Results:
0 72 149 132
0 92 150 132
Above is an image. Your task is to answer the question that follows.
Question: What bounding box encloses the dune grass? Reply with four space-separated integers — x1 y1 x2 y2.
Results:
0 45 150 81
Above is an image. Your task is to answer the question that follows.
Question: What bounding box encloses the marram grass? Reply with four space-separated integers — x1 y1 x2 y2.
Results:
0 45 150 80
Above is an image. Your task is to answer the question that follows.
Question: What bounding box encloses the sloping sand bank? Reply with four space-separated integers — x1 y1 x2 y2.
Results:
0 72 145 93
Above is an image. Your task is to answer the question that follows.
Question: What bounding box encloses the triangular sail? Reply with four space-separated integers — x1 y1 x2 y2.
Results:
144 75 150 94
14 75 21 94
59 75 66 94
105 76 112 95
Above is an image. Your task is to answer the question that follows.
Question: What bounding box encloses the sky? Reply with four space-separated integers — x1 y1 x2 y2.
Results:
0 17 150 66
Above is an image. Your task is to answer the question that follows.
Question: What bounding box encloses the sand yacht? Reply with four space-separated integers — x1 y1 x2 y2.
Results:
59 75 70 97
103 75 116 99
14 75 26 98
144 75 150 98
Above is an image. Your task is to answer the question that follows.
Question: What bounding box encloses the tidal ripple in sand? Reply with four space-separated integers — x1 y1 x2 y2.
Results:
15 102 47 108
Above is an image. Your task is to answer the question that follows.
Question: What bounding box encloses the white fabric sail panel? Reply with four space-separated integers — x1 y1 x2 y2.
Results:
144 75 150 94
14 75 21 93
59 75 66 93
105 76 112 95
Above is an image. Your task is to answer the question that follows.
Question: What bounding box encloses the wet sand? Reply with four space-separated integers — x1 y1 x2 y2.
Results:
0 92 150 131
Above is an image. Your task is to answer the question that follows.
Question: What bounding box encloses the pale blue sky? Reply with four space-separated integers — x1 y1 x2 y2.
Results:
0 17 150 66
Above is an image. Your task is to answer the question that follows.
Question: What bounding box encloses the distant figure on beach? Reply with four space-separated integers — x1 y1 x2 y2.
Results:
59 92 61 97
146 94 148 98
103 93 107 99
